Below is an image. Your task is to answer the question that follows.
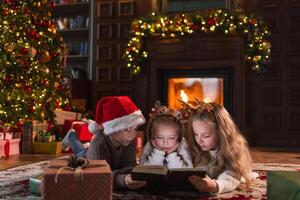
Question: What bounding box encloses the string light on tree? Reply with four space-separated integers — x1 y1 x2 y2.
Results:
0 0 71 126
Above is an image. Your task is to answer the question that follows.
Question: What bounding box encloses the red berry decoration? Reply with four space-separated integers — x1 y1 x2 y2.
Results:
207 17 217 26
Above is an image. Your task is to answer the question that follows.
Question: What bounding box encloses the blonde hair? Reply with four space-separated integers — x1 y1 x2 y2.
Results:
185 103 252 185
146 114 184 143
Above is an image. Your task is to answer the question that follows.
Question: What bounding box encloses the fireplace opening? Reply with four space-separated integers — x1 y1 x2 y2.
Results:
159 68 233 115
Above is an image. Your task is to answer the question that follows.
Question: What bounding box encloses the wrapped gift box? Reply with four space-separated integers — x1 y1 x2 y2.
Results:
0 132 13 140
21 121 33 153
267 171 300 200
29 176 42 195
43 159 112 200
33 142 62 154
55 109 82 125
36 135 56 143
0 138 20 157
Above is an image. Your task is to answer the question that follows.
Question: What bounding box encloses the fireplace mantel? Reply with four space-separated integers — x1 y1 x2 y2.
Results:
138 33 247 129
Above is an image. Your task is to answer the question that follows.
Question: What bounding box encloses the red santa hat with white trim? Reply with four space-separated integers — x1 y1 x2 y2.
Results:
88 96 145 135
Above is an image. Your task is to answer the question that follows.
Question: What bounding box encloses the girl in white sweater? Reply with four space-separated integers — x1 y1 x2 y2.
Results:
139 102 193 169
185 101 256 194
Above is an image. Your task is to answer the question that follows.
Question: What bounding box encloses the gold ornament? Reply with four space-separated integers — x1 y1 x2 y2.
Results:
54 82 60 88
15 83 21 88
4 42 16 53
40 51 51 63
28 47 37 58
253 55 261 62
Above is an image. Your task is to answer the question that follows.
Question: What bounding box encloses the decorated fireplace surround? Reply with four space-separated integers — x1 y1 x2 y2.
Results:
134 33 247 130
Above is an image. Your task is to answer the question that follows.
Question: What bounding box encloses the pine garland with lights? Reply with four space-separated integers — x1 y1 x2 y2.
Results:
0 0 70 126
125 9 271 74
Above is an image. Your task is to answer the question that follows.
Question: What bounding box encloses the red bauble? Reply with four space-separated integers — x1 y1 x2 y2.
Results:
207 17 217 26
17 120 24 127
3 8 9 16
35 33 41 40
23 8 29 14
23 84 32 93
29 106 35 113
4 0 11 4
4 75 13 82
20 47 29 54
192 24 200 31
55 99 60 108
29 30 36 38
249 18 257 25
50 2 55 9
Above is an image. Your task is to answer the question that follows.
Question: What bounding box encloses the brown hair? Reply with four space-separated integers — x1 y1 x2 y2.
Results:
146 114 184 143
185 103 252 185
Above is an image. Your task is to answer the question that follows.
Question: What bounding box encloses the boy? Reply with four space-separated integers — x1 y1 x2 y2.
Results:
61 96 146 190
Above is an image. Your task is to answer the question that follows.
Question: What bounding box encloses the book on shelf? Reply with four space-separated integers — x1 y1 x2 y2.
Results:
132 165 206 192
56 16 89 30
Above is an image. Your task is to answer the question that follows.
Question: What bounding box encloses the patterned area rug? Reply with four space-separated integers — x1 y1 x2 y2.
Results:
0 160 300 200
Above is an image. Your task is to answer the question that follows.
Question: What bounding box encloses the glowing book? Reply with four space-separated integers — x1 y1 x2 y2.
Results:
132 165 206 192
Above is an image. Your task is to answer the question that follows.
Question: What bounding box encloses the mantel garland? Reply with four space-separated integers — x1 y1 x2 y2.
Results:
125 9 271 74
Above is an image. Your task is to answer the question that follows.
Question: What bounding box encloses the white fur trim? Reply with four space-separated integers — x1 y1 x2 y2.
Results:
88 120 102 135
102 110 145 135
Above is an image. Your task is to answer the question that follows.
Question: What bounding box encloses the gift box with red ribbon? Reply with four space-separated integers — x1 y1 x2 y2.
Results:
0 138 20 158
43 159 112 200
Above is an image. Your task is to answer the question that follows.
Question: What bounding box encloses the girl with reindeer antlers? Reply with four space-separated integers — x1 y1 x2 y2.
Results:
139 101 193 168
182 99 257 194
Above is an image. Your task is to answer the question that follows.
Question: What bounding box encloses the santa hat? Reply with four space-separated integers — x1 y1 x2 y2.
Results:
88 96 145 135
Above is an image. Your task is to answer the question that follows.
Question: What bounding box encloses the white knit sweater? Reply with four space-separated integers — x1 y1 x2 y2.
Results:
196 149 258 194
139 139 193 168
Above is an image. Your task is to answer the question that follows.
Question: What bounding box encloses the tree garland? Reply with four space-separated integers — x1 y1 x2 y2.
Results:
125 9 271 74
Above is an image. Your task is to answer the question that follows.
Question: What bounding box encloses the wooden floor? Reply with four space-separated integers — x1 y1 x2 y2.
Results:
0 148 300 171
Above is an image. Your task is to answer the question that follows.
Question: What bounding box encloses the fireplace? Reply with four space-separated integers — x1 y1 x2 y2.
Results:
132 33 246 129
160 68 233 114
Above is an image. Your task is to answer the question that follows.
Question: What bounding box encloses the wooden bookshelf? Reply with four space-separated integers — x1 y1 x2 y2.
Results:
53 0 92 111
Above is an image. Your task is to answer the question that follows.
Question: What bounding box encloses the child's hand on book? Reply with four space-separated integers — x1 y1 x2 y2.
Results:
125 174 147 190
188 175 219 193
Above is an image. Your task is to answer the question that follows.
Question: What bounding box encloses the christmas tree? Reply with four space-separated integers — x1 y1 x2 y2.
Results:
0 0 70 126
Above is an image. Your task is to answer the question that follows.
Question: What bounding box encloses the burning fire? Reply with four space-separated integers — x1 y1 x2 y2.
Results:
180 90 189 103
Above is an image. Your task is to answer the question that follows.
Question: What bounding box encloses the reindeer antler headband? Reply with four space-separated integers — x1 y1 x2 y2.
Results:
178 98 214 113
149 101 189 124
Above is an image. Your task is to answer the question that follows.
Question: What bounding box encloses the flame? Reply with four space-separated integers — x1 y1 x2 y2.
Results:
203 97 210 103
180 90 189 103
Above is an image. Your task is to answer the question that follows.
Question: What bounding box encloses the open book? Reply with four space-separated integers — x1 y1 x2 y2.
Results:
132 165 206 192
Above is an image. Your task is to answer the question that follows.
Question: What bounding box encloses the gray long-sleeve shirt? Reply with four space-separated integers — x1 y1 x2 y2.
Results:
86 133 136 190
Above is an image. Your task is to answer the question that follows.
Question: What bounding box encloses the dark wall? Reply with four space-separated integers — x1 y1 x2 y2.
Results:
91 0 300 148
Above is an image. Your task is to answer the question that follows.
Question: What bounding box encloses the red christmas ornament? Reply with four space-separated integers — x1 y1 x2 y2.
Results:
207 17 217 26
192 24 200 31
249 18 257 25
3 8 9 16
29 106 35 113
4 0 11 4
17 120 24 127
55 99 60 108
29 30 36 38
4 75 13 82
35 33 41 40
50 2 55 9
20 47 29 54
23 84 32 93
23 8 29 14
